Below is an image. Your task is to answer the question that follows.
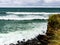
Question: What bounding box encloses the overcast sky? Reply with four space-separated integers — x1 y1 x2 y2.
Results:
0 0 60 7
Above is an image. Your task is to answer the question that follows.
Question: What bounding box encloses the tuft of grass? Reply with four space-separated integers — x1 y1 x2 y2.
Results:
48 14 60 29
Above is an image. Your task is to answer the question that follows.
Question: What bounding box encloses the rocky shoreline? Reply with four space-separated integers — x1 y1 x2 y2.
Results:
9 34 48 45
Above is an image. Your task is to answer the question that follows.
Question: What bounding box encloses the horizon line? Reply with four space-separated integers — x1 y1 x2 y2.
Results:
0 6 60 8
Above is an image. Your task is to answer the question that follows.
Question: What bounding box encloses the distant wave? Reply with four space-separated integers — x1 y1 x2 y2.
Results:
1 12 60 20
0 11 60 15
6 12 60 14
0 15 48 20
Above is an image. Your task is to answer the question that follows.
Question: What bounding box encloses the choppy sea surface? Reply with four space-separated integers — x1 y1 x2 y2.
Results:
0 8 60 45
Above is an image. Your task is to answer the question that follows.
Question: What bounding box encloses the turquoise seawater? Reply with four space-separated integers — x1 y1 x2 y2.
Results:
0 19 47 33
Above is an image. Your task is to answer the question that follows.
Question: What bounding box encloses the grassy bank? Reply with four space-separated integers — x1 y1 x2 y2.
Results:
47 14 60 45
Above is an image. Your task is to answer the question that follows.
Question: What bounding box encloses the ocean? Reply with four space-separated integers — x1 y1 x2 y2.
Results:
0 8 60 45
0 8 60 12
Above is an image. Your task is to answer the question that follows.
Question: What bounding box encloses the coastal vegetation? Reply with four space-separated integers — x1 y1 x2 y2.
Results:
47 14 60 45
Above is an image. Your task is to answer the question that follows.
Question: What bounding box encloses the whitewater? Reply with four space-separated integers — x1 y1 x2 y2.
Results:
0 12 50 45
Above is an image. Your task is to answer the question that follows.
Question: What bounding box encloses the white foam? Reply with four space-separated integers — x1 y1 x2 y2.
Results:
0 15 48 20
6 12 60 14
0 22 47 45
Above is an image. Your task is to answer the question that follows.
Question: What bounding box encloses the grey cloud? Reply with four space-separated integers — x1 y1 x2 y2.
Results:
0 0 59 7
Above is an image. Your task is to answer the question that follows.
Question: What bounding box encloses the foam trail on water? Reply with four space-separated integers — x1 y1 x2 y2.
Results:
6 12 60 14
0 14 48 20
